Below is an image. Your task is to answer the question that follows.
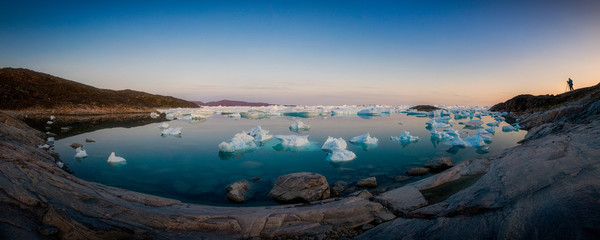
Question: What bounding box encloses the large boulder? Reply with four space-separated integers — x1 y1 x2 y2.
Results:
424 157 453 170
269 172 330 203
226 180 250 203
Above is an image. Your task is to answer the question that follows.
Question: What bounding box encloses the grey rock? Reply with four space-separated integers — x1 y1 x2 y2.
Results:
373 186 427 216
350 190 373 199
70 142 83 149
269 172 330 203
357 177 377 188
405 167 430 176
85 138 96 143
332 180 347 196
395 175 410 182
226 180 250 203
423 157 453 170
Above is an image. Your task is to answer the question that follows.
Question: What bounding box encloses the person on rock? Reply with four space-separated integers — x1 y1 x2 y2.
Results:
567 78 574 91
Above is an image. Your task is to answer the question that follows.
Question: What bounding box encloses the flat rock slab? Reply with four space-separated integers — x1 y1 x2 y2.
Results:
269 172 330 203
373 186 428 216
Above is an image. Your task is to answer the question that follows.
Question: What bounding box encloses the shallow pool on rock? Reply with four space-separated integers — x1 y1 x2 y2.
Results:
54 113 526 206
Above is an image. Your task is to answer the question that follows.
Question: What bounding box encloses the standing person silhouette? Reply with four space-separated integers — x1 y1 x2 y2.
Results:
567 78 574 91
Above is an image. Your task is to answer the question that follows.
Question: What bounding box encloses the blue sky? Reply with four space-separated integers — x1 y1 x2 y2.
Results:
1 1 599 105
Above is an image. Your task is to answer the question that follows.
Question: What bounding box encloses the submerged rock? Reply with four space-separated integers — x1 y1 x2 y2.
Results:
406 167 430 176
357 177 378 188
70 142 83 149
424 157 453 170
226 180 250 203
269 172 330 203
331 181 347 196
85 138 96 143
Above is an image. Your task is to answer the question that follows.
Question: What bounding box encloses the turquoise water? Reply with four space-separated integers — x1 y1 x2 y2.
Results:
54 113 526 206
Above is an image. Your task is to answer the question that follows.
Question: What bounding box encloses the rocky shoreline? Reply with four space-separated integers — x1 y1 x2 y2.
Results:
2 85 600 239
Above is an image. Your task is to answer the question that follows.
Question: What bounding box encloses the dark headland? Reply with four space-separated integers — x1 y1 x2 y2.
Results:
1 76 600 239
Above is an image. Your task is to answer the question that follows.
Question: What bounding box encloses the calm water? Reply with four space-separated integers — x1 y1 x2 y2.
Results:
54 113 526 206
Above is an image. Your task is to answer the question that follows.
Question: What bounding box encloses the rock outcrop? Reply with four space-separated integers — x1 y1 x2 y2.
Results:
268 172 331 203
226 180 250 203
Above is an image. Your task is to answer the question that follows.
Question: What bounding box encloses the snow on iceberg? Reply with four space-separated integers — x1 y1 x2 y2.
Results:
161 127 182 136
246 125 273 142
74 147 88 158
219 132 258 152
349 133 379 145
327 149 356 162
274 135 310 148
107 152 126 163
431 128 454 141
322 136 348 151
289 120 310 131
390 131 419 144
157 122 170 129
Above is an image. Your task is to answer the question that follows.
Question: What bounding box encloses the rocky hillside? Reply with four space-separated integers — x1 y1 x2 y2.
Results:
490 82 600 113
0 68 199 111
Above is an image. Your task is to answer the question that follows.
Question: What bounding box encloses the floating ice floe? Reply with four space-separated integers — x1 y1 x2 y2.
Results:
431 128 454 141
157 123 170 129
150 112 160 118
427 121 452 129
246 125 272 142
502 125 518 132
289 120 310 131
487 121 500 127
56 161 64 168
322 136 348 151
494 116 506 122
327 149 356 162
444 128 459 136
463 135 487 147
390 131 419 144
219 132 257 152
274 135 310 147
446 135 468 147
349 133 379 145
161 127 182 136
74 147 88 158
107 152 126 163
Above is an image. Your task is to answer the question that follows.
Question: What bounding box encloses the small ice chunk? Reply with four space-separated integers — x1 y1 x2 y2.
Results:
161 127 182 136
390 131 419 143
289 121 310 131
327 149 356 162
47 137 55 143
74 147 88 158
47 121 53 125
107 152 126 163
446 135 467 147
219 132 257 152
349 133 379 144
429 121 451 129
56 161 64 168
502 125 517 132
487 121 500 127
463 135 487 147
274 135 310 147
150 112 160 118
157 123 170 129
495 116 506 122
38 144 50 149
322 136 347 150
50 116 56 120
513 123 521 129
444 128 459 136
485 127 495 134
431 129 454 141
246 126 273 142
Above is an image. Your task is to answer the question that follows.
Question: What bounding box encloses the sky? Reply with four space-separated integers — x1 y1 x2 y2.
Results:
1 0 599 106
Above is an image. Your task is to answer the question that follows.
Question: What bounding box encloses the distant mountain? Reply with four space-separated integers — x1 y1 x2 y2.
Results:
0 68 199 111
193 100 274 107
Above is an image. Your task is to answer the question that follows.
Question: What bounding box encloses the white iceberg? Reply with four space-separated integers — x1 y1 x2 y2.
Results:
431 128 454 141
463 135 487 147
107 152 126 163
157 122 170 129
246 125 272 142
391 131 419 144
289 120 310 131
444 128 460 136
487 121 500 127
349 133 379 145
161 127 182 136
274 135 310 147
446 135 467 147
74 147 88 158
56 161 64 168
150 112 160 118
461 120 484 127
322 136 347 151
327 149 356 162
219 132 257 152
502 125 517 132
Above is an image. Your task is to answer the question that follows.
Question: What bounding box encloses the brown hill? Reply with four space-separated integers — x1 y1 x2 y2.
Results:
0 68 199 112
490 82 600 113
192 100 273 107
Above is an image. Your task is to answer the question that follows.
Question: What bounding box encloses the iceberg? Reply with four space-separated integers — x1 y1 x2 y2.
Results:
391 131 419 144
74 147 88 158
446 135 467 147
357 108 382 116
349 133 379 145
289 120 310 131
219 132 257 152
245 125 272 142
38 144 50 149
56 161 64 168
274 135 310 147
485 127 495 134
157 123 170 129
47 137 55 143
444 128 459 136
431 128 454 141
463 135 487 147
461 120 484 127
502 125 518 132
150 112 160 118
107 152 126 163
487 121 500 127
322 136 347 151
161 127 182 136
327 149 356 162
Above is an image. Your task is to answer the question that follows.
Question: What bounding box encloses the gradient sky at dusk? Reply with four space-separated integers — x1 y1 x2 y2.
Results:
1 1 599 105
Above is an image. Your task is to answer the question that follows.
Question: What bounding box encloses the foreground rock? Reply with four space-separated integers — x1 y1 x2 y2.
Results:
226 180 250 203
0 111 394 239
269 172 331 203
373 186 427 216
